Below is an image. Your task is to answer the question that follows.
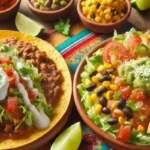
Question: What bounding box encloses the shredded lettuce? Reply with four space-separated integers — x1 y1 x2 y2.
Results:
126 100 143 112
0 106 12 123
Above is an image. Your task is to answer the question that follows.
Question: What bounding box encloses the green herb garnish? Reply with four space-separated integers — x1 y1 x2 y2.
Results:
88 3 93 7
113 92 122 99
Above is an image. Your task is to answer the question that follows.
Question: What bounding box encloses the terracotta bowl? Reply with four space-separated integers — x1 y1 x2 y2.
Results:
27 0 74 21
77 0 131 33
73 38 150 150
0 0 21 21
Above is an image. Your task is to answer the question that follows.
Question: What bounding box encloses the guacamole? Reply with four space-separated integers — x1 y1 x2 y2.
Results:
119 57 150 94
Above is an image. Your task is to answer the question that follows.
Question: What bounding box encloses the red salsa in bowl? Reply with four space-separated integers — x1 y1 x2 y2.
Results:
0 0 17 11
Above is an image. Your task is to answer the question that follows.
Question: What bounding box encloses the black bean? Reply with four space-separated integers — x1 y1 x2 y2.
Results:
102 70 109 75
122 8 127 14
97 87 107 96
99 75 111 82
111 8 119 15
89 70 98 78
107 68 117 74
96 2 101 9
99 97 107 107
90 13 95 18
102 107 111 114
86 83 97 91
118 98 126 109
108 117 118 125
123 106 133 119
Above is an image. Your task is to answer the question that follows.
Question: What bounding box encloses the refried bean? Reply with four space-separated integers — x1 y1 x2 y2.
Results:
2 37 62 104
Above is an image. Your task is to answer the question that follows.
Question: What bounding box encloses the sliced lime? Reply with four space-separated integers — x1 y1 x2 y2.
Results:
15 12 45 36
131 0 150 11
51 122 82 150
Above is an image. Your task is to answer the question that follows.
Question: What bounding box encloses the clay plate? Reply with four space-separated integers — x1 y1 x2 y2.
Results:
73 38 150 150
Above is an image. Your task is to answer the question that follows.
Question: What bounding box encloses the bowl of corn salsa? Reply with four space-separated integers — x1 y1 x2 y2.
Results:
77 0 131 33
73 28 150 150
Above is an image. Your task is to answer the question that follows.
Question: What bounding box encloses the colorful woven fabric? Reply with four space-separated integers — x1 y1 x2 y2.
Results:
40 21 134 150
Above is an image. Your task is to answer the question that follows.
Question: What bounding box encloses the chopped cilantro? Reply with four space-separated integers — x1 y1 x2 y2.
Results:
88 3 93 7
54 18 71 36
112 46 117 51
0 75 2 80
113 92 122 99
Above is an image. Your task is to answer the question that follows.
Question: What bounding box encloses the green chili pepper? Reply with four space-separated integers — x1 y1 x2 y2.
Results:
135 44 148 55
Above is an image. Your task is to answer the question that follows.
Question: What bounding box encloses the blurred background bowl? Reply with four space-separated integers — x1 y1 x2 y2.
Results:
0 0 21 21
27 0 74 21
77 0 131 33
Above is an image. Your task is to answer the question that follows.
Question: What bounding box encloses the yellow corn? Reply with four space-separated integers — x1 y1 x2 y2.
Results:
114 15 121 21
94 103 102 114
105 14 111 20
92 76 99 83
96 9 101 13
112 61 118 66
106 90 113 100
104 63 112 69
110 75 116 80
95 16 101 22
112 1 119 7
137 125 145 132
91 93 98 102
81 1 86 6
102 81 111 88
111 101 118 110
84 79 92 86
82 7 89 15
101 0 107 5
107 0 113 5
97 65 105 73
110 84 118 91
118 117 126 125
87 95 92 103
96 73 102 78
104 8 111 14
112 109 124 118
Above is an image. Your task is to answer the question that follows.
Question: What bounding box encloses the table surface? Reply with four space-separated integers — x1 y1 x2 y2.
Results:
0 1 150 150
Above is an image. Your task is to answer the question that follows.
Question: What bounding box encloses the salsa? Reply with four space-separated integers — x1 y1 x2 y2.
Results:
0 0 17 11
77 28 150 145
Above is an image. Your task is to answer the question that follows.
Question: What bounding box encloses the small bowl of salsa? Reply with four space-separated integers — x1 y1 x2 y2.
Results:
0 0 21 20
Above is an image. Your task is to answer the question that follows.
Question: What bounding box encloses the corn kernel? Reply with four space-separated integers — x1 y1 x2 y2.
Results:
102 81 111 88
137 125 145 132
111 101 118 110
87 95 92 103
104 63 112 69
112 109 124 118
81 1 86 6
94 104 102 114
110 75 115 80
112 1 119 7
104 8 111 14
114 15 121 21
97 65 105 73
107 0 113 5
91 93 98 102
82 7 89 15
118 117 126 125
121 13 125 17
96 73 102 78
95 16 101 22
92 76 99 83
101 0 107 5
102 19 107 24
96 9 101 13
110 84 118 91
105 14 111 20
84 79 92 86
106 90 113 100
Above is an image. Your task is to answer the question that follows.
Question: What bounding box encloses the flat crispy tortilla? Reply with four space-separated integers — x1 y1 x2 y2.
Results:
0 30 72 150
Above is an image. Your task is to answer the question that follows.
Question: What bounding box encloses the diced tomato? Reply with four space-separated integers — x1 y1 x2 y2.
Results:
3 68 13 76
27 89 38 101
114 77 125 86
125 35 142 49
12 108 23 119
20 77 27 85
0 56 11 64
8 75 16 88
107 100 116 107
6 97 18 113
117 125 131 142
102 41 127 63
119 86 132 99
130 88 146 101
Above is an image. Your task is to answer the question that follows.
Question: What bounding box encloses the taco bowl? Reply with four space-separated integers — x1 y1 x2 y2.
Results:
0 30 72 150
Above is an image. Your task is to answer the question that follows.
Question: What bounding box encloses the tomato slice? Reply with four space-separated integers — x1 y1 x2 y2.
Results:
103 41 127 63
27 89 38 101
0 56 11 64
6 97 18 113
125 35 142 49
130 88 146 101
3 68 13 76
8 75 16 88
117 125 131 142
119 85 132 99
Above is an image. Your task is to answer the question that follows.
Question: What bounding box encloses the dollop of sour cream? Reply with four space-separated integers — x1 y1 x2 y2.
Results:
13 71 50 129
0 68 9 101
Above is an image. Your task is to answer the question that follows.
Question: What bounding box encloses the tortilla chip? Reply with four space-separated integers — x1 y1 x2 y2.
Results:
0 30 72 150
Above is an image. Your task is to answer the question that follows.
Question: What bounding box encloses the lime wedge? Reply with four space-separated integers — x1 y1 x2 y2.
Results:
15 13 44 36
51 122 82 150
131 0 150 11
